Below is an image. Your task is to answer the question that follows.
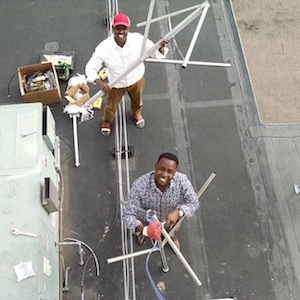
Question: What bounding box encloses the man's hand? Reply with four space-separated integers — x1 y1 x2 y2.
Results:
159 39 170 55
142 222 162 240
164 209 182 231
95 78 111 94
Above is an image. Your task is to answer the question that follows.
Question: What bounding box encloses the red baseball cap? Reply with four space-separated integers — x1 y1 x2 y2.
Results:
113 14 130 28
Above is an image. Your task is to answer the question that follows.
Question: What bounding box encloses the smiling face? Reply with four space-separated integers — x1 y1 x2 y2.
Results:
154 157 177 192
113 25 129 47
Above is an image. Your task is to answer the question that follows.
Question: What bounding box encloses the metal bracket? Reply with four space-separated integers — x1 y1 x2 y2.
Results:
112 145 135 159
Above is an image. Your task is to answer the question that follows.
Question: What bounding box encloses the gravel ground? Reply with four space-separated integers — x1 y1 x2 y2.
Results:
232 0 300 124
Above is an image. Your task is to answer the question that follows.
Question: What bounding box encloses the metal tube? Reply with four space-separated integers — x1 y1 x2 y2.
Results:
54 136 61 171
182 2 210 68
144 3 207 55
56 241 80 246
114 107 131 299
146 58 231 67
128 235 136 300
157 238 169 272
56 241 85 266
63 266 71 291
141 0 156 56
121 102 131 193
137 4 202 27
78 244 84 266
107 0 112 34
63 238 100 277
212 299 235 300
72 115 80 167
161 217 184 247
120 99 137 300
107 248 159 264
197 172 216 198
160 227 202 286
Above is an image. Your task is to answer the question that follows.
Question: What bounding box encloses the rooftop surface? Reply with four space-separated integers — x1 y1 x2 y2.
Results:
0 1 299 299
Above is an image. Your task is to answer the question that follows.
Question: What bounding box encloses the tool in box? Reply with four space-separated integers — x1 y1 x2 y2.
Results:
39 50 75 81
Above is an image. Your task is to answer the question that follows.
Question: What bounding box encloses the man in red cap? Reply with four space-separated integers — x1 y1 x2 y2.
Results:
85 13 169 136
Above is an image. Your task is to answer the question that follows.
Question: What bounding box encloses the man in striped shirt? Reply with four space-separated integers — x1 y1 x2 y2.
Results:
123 153 199 248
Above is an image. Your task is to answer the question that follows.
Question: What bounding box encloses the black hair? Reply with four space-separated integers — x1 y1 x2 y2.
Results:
157 152 179 166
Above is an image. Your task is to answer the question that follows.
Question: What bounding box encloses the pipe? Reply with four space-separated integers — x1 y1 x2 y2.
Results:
136 4 202 27
63 266 71 291
182 2 210 68
197 172 216 198
120 100 137 300
107 248 159 264
161 227 202 286
72 115 80 167
146 58 231 67
115 107 131 299
62 238 100 277
141 0 156 56
161 217 184 247
78 244 84 266
56 241 85 266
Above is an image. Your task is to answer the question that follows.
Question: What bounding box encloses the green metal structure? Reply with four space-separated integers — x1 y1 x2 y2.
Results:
0 103 60 299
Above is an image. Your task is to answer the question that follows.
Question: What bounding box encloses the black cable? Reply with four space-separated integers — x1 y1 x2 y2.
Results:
7 70 18 98
80 172 120 288
79 136 122 294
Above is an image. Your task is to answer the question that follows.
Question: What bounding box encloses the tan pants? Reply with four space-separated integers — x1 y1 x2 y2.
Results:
102 77 145 124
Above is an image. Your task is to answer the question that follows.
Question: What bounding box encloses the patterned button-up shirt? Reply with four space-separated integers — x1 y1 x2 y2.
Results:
122 171 199 231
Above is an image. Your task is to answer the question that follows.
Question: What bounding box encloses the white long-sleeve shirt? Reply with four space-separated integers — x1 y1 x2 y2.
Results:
85 32 166 88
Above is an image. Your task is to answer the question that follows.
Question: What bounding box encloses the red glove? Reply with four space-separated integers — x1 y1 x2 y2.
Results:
142 222 162 240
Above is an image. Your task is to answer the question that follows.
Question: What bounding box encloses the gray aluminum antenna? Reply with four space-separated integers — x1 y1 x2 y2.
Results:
138 3 230 68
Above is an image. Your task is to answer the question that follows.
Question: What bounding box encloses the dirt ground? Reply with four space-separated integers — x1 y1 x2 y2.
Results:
232 0 300 124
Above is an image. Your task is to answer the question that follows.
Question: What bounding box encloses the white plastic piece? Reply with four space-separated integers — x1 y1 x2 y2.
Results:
14 261 36 281
294 183 300 195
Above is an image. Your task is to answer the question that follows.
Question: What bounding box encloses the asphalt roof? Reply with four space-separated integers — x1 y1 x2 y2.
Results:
1 1 300 300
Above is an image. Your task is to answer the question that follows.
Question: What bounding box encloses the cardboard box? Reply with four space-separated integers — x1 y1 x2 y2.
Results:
18 62 62 105
65 83 90 106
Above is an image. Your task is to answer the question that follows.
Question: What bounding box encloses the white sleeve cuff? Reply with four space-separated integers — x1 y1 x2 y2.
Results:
142 226 149 237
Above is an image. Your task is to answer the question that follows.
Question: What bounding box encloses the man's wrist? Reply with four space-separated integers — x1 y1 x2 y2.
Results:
135 224 144 236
